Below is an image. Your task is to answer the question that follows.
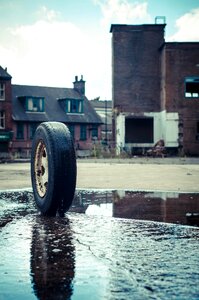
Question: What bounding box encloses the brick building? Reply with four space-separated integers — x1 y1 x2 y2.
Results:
90 98 112 144
0 68 102 158
0 66 13 156
110 24 199 155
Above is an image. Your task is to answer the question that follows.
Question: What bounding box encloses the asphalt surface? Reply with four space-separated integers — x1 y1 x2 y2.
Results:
0 158 199 192
0 159 199 299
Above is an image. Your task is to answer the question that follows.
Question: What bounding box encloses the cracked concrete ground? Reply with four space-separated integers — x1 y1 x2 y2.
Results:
0 158 199 192
0 159 199 299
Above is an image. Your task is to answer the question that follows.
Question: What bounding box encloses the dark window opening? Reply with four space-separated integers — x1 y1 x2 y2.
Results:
0 142 8 152
185 78 199 98
196 122 199 141
80 125 87 140
197 122 199 134
92 126 98 139
125 117 153 143
16 123 24 140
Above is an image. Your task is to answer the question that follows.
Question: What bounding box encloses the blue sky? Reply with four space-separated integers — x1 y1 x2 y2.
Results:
0 0 199 99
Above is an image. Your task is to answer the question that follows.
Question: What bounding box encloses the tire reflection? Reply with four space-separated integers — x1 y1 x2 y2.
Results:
30 216 75 300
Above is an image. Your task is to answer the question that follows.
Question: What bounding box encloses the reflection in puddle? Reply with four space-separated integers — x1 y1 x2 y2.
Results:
0 190 199 299
71 190 199 226
86 203 113 217
0 189 199 227
31 217 75 300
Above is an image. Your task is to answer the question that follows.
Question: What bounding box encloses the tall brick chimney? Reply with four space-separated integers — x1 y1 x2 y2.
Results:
73 75 85 95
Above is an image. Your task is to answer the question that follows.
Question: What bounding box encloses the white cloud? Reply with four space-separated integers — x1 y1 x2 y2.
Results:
94 0 151 27
0 2 153 100
35 5 61 21
0 6 112 99
168 8 199 41
1 20 86 84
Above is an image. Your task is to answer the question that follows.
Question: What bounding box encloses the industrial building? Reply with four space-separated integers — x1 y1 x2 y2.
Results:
110 23 199 156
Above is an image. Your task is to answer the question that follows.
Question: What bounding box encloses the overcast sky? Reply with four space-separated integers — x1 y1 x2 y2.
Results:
0 0 199 100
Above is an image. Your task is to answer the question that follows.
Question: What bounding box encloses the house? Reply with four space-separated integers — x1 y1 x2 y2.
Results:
110 24 199 156
90 98 112 144
0 68 102 158
0 66 13 158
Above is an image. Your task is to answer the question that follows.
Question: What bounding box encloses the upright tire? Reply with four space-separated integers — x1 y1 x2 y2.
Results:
31 122 76 216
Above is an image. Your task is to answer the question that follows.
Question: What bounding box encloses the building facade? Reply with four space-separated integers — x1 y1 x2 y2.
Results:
90 98 112 144
110 24 199 155
0 67 13 157
0 68 102 158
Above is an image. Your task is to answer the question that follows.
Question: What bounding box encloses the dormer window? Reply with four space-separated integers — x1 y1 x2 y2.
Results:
0 83 5 101
66 99 83 113
26 97 44 112
18 96 45 112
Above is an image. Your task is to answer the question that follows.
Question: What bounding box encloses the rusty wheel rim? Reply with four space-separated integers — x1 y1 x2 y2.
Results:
34 140 48 198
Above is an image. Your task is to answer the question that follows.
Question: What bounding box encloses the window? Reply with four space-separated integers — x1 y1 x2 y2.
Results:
66 99 83 113
196 122 199 141
16 123 24 139
185 77 199 98
0 83 5 101
68 125 75 139
80 125 87 140
26 97 44 112
125 117 153 143
29 123 38 139
0 111 5 128
92 126 98 139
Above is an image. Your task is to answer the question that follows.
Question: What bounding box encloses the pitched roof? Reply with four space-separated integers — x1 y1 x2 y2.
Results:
12 84 102 124
90 99 112 109
0 66 12 80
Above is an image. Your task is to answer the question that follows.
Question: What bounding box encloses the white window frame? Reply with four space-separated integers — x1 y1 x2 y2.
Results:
26 97 44 112
0 111 5 129
0 83 5 101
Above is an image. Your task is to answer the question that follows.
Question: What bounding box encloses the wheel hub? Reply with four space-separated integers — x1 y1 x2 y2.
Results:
35 141 48 197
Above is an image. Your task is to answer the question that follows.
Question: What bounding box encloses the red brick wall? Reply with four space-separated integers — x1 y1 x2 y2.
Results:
164 43 199 111
111 24 165 113
113 191 199 225
0 79 12 131
164 43 199 155
11 122 101 154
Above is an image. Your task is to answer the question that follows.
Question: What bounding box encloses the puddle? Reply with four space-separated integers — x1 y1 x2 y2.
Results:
0 189 199 299
70 189 199 227
0 189 199 227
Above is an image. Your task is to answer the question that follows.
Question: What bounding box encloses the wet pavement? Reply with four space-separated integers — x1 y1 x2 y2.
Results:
0 189 199 299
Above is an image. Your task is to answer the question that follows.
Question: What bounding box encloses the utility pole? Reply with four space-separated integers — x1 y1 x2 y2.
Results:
105 100 108 145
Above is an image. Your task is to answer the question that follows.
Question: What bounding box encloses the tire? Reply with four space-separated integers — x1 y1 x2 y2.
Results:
31 122 76 216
